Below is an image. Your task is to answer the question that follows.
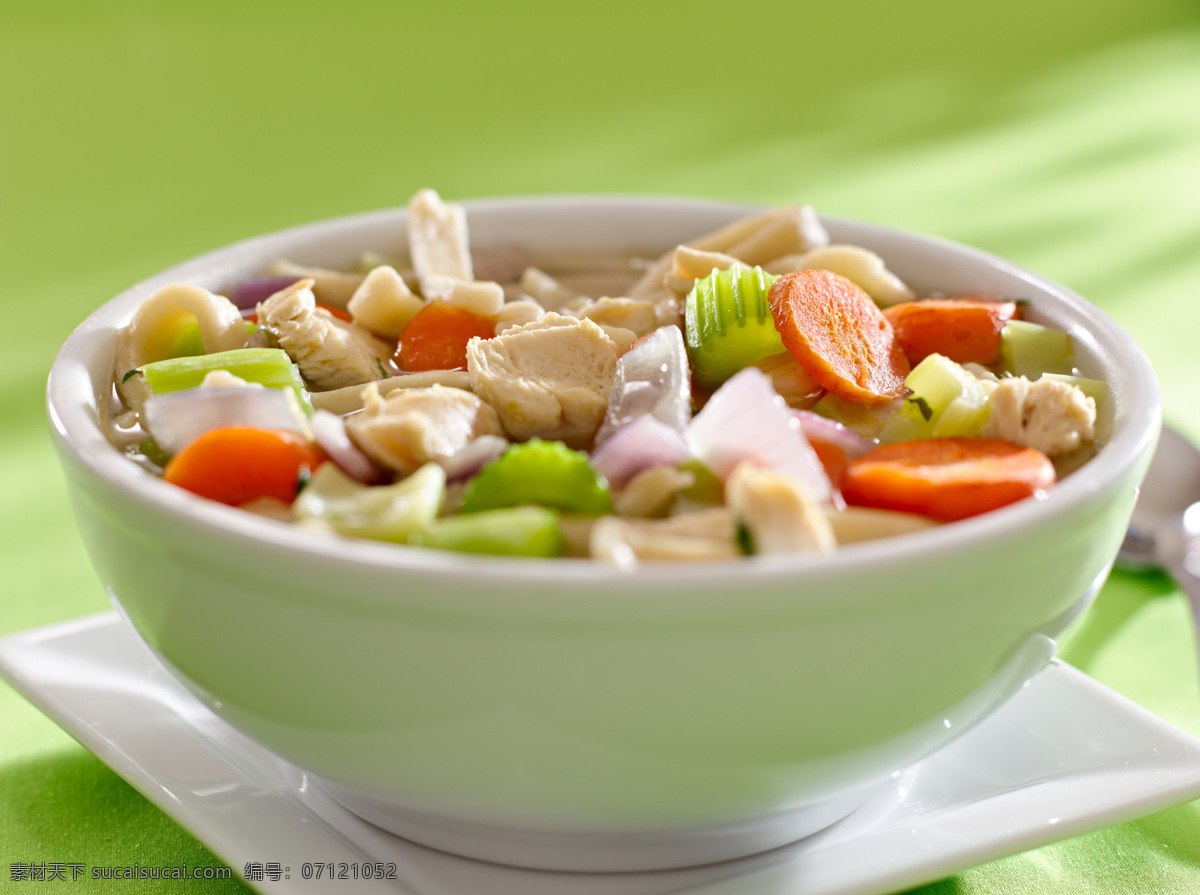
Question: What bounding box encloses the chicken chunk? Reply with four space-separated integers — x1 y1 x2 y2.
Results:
256 279 392 391
725 462 835 554
981 376 1096 457
407 188 473 291
347 265 424 337
345 383 504 475
466 313 617 448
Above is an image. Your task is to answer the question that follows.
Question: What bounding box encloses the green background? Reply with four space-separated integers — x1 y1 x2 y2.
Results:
5 0 1200 891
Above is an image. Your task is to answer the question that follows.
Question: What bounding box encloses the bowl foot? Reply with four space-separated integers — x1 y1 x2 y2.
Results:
316 780 882 872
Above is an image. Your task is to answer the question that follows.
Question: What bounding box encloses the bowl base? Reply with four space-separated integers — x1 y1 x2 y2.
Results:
315 780 882 872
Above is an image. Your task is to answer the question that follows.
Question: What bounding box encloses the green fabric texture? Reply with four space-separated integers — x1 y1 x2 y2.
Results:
4 1 1200 891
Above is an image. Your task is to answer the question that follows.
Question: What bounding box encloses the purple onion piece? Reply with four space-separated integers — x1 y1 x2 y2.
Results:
590 416 690 489
595 326 691 447
437 435 509 482
311 410 388 485
143 387 306 455
686 368 832 502
224 275 303 311
791 409 874 458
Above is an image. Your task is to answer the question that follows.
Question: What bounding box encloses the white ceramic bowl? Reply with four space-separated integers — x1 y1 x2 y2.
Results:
47 197 1160 871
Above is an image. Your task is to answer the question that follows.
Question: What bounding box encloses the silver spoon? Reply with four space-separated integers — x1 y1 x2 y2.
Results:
1117 424 1200 641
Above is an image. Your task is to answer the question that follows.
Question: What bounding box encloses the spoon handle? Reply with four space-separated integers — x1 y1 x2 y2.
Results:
1165 558 1200 655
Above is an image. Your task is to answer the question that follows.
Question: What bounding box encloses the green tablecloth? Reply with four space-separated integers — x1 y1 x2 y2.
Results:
4 1 1200 891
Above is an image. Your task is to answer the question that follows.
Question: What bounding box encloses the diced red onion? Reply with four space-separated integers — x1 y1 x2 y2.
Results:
686 368 832 502
595 326 691 446
144 387 307 455
791 409 874 458
437 435 509 482
590 415 691 488
223 276 302 311
311 410 388 485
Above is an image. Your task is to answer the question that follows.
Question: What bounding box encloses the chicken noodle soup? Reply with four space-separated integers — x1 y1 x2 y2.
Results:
108 190 1103 565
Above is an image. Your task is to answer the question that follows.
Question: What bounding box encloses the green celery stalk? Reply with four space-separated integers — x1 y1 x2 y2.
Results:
878 353 989 442
1001 321 1074 378
459 439 612 515
137 348 311 414
1040 372 1107 407
685 267 783 386
411 507 565 557
293 463 445 543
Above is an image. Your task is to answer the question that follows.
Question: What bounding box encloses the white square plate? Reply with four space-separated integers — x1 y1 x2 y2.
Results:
4 612 1200 895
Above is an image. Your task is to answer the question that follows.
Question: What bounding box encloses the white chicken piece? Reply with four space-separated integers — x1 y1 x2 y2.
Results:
421 275 505 317
466 313 617 448
345 382 504 476
256 279 392 391
725 462 835 555
347 265 424 337
981 376 1096 457
407 188 473 292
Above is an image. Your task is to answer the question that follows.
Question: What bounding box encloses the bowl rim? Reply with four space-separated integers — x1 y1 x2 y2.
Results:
46 193 1162 589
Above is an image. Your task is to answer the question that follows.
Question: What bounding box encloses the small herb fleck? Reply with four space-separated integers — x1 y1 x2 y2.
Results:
908 396 934 422
736 521 755 556
295 467 313 496
375 357 387 378
1014 298 1032 309
122 368 142 383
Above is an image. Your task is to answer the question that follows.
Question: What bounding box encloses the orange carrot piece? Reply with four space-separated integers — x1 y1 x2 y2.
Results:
397 301 496 372
809 440 849 490
883 298 1017 366
163 427 325 506
840 437 1054 521
768 270 910 405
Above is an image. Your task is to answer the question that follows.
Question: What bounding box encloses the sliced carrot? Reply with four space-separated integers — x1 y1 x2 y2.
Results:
163 427 325 506
809 439 849 489
840 437 1054 521
883 298 1017 366
767 270 910 405
397 300 496 372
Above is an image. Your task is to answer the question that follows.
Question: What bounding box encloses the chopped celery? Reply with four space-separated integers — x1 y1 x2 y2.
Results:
411 507 565 557
165 321 206 359
137 348 311 415
1001 321 1074 378
685 267 783 386
675 458 724 505
164 320 257 361
1041 372 1107 407
878 354 989 442
460 439 612 515
293 462 445 543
